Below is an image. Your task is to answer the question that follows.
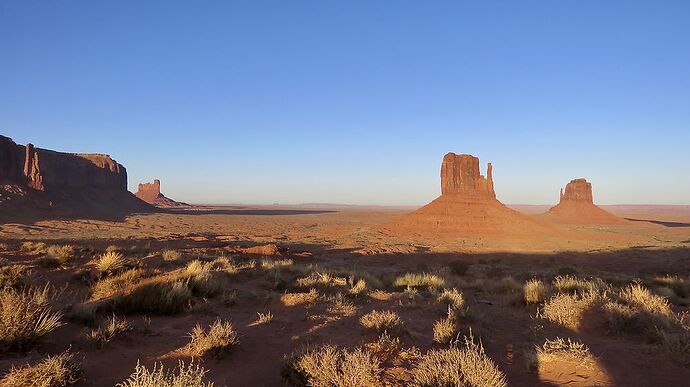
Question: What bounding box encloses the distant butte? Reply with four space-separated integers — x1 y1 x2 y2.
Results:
136 179 190 208
387 152 552 235
541 178 625 225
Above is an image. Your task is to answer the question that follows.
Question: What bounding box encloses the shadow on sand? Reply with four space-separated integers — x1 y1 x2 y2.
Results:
625 218 690 228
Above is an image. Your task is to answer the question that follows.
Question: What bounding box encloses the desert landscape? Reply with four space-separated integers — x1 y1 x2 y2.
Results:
0 136 689 386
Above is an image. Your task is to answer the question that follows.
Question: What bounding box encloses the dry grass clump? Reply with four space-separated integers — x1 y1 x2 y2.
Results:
184 260 223 297
95 251 127 276
20 241 47 254
326 294 357 317
523 279 550 304
602 284 675 334
368 290 393 301
365 332 402 360
412 334 507 387
393 273 445 290
36 245 76 267
283 345 381 387
91 269 151 300
261 258 294 270
0 264 31 289
433 314 458 344
117 360 213 387
0 351 80 387
619 284 672 317
552 275 604 294
161 249 182 262
86 315 131 348
186 319 239 358
0 285 63 352
654 275 690 299
114 280 192 315
360 310 403 333
540 291 599 330
253 311 274 325
437 288 465 310
348 278 367 296
528 337 595 371
296 272 347 289
281 289 319 307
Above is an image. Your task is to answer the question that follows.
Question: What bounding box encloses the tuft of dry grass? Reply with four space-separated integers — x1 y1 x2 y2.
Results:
412 334 507 387
523 279 550 304
365 332 402 360
186 319 239 358
295 272 348 289
368 290 393 301
433 313 458 344
619 284 672 317
281 289 319 307
540 291 599 330
326 293 357 317
0 264 31 289
161 249 182 262
437 288 465 311
261 258 294 270
0 285 64 352
528 337 595 372
96 251 127 276
36 245 76 268
117 360 213 387
253 311 274 325
20 241 47 255
283 345 381 387
654 275 690 299
0 351 80 386
86 315 131 348
360 310 403 333
552 275 604 295
393 273 445 290
349 278 367 296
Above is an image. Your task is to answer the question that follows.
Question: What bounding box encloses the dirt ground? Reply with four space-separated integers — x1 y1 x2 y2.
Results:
0 206 689 386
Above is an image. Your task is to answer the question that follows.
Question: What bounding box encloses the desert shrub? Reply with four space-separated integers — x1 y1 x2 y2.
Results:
602 301 639 332
161 249 181 262
619 284 672 317
187 319 239 358
497 276 521 294
46 245 75 264
530 337 594 371
254 311 274 325
20 241 47 254
184 260 223 297
552 275 604 294
281 289 319 307
412 334 507 387
447 260 471 276
433 315 458 344
540 291 599 330
283 345 381 387
0 264 31 289
91 269 151 300
656 327 690 354
603 284 675 333
296 272 347 289
393 273 445 290
0 286 63 352
523 279 550 304
326 293 357 316
117 360 212 387
261 258 293 270
86 315 131 348
348 278 367 296
0 351 79 386
437 288 465 310
209 257 239 274
368 290 393 301
113 280 192 315
654 276 690 298
365 332 402 360
360 310 402 333
96 251 127 276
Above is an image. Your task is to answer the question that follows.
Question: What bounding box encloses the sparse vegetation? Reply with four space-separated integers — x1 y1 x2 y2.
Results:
254 311 274 325
433 313 458 344
437 288 465 310
96 251 127 276
281 289 319 306
528 337 595 372
283 345 381 387
0 351 80 387
0 264 31 289
117 360 213 387
412 334 507 387
161 249 182 262
540 291 599 330
0 285 63 352
186 319 239 357
20 241 47 255
86 315 131 348
261 258 294 270
393 273 445 289
360 310 402 333
296 272 347 289
523 279 550 304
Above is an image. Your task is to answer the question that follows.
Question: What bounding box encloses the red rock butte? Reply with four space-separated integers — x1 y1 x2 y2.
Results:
387 152 551 235
541 178 625 225
136 179 189 208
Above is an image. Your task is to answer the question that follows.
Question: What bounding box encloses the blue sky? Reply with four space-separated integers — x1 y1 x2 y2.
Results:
1 1 689 205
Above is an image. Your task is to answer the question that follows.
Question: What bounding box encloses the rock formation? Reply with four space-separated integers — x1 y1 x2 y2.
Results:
541 178 625 225
387 152 551 236
136 179 190 208
0 135 151 221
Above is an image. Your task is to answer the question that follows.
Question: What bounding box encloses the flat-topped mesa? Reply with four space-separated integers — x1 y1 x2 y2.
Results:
440 152 495 198
136 179 161 204
559 178 593 203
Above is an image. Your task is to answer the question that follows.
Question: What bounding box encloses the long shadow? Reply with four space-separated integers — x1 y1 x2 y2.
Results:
163 208 337 216
625 218 690 227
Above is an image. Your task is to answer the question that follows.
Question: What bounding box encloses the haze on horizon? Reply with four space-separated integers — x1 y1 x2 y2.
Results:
2 1 689 206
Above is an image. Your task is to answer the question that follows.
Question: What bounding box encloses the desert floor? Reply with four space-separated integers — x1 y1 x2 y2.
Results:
0 206 689 386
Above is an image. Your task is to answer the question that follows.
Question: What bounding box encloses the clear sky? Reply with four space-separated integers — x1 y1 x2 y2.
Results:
1 1 689 205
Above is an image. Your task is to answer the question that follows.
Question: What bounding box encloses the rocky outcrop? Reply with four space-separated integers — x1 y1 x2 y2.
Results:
0 135 151 222
559 178 593 203
441 153 495 197
387 152 552 236
542 178 625 225
136 179 190 208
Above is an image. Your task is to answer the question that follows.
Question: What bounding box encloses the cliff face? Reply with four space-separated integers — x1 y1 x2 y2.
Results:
559 178 593 203
136 179 190 208
440 153 495 197
1 135 127 192
542 178 625 225
0 135 151 222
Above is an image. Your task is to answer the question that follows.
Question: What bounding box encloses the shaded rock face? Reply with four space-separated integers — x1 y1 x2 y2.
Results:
136 179 161 204
0 135 127 192
560 178 593 203
440 153 495 198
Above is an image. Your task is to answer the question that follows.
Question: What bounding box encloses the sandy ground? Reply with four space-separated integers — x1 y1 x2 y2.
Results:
0 206 689 386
